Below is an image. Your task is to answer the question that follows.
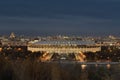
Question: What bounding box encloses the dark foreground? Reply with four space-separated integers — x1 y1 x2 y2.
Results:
0 57 120 80
0 46 120 80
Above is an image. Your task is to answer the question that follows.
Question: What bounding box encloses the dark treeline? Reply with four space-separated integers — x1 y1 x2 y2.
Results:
0 46 120 80
84 46 120 62
0 56 120 80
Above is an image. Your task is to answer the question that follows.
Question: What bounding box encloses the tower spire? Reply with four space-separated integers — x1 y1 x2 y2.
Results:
10 32 15 39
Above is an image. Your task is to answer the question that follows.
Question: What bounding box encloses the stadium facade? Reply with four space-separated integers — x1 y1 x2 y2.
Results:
28 40 101 53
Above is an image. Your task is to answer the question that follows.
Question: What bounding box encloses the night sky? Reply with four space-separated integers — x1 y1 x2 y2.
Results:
0 0 120 36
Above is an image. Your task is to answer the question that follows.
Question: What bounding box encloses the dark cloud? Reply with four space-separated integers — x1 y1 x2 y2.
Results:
0 0 120 35
0 16 119 33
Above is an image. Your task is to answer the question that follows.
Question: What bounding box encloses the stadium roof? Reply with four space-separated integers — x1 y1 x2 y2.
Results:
34 40 95 45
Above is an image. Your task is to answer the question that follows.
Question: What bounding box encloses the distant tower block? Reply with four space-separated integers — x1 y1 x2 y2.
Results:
10 32 16 39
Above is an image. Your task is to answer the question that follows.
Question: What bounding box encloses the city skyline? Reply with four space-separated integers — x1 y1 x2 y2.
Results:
0 0 120 35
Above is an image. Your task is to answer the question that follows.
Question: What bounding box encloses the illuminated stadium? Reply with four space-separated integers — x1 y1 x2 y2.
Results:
28 40 101 61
